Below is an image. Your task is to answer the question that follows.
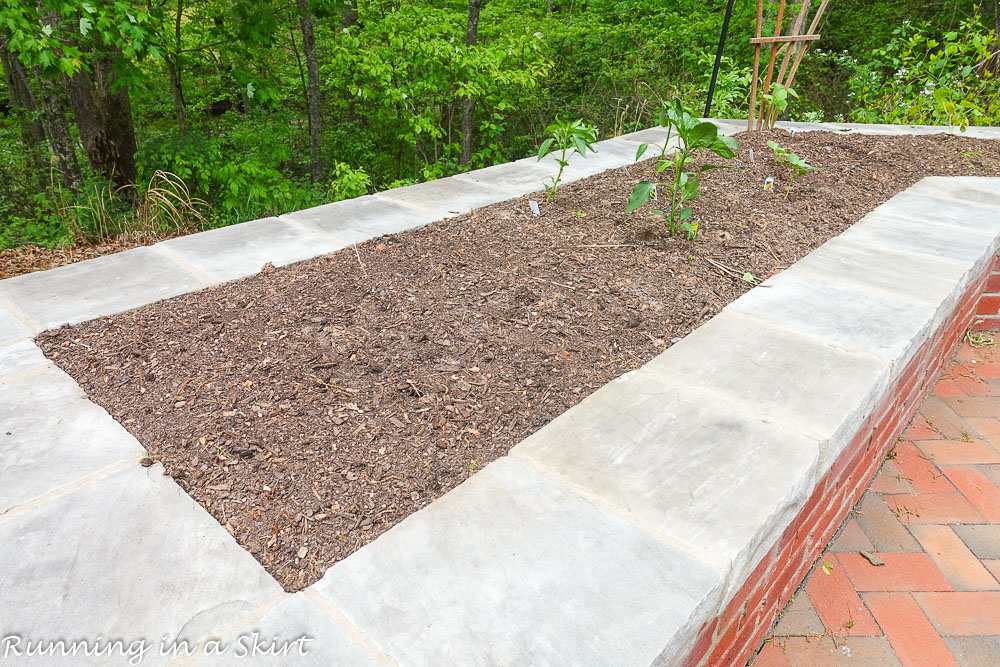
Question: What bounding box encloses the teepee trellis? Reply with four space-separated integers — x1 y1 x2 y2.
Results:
747 0 831 131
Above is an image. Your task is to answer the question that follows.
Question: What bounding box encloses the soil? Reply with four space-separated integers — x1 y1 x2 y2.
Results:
39 129 1000 591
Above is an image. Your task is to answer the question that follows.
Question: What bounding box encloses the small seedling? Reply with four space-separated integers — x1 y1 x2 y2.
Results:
821 561 834 576
768 140 818 199
537 118 598 204
760 83 799 128
625 100 738 240
574 210 587 218
742 271 760 285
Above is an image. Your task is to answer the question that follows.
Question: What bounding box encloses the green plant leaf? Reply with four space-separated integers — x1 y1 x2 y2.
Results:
635 143 649 161
678 207 693 220
537 137 555 160
688 122 719 149
626 181 656 213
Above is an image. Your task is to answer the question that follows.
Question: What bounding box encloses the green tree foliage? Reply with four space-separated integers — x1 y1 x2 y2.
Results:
0 0 997 249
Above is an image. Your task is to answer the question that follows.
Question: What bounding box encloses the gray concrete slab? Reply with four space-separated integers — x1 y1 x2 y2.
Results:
196 594 385 666
640 310 893 474
823 122 950 136
876 191 1000 234
282 195 436 245
0 246 211 329
773 121 839 133
0 367 144 513
0 464 283 663
782 237 970 319
905 176 1000 208
312 457 722 666
0 340 50 380
157 217 347 284
513 369 820 592
955 126 1000 140
726 270 938 363
0 300 34 345
374 177 512 218
453 159 552 196
618 126 674 148
840 211 998 276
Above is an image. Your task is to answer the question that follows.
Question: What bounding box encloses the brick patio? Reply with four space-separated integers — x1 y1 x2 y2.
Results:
754 337 1000 666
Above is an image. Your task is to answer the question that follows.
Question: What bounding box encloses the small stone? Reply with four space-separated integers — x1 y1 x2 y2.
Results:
139 457 155 468
859 550 885 566
297 546 307 559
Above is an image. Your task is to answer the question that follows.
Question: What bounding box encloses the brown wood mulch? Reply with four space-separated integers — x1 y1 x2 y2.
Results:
38 129 1000 591
0 242 141 279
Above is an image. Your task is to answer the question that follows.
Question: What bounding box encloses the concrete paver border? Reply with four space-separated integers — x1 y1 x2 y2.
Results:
1 121 999 665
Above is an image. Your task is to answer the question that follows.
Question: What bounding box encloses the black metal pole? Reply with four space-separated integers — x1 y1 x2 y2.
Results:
705 0 738 118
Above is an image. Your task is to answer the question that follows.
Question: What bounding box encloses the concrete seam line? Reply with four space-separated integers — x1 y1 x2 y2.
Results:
149 242 223 286
163 592 291 667
0 360 53 386
369 192 440 217
302 588 401 666
0 456 136 522
506 448 734 575
278 214 352 246
0 291 42 334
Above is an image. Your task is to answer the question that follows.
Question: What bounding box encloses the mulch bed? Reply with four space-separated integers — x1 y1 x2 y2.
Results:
0 241 142 279
39 129 1000 591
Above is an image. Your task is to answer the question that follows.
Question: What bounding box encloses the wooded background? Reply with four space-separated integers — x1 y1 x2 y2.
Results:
1 0 997 248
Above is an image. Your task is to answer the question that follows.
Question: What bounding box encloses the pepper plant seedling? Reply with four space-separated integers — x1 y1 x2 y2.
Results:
625 100 738 240
537 118 599 204
767 140 818 199
761 83 798 128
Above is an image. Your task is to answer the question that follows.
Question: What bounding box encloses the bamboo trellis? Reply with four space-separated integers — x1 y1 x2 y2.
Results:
747 0 831 131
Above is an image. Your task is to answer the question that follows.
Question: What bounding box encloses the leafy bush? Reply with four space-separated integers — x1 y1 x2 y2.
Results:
848 16 1000 128
330 163 372 201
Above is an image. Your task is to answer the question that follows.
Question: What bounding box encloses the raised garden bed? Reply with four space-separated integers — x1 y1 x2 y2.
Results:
37 129 1000 592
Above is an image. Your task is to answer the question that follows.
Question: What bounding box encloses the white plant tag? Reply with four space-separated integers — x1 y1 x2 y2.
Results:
528 200 541 216
764 176 775 192
749 148 755 165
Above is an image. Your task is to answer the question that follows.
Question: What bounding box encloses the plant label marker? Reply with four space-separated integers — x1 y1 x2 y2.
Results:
749 148 755 164
764 176 775 191
528 200 541 216
621 165 631 177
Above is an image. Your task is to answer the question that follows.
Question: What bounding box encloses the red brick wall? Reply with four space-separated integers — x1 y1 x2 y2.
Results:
972 255 1000 330
682 255 997 667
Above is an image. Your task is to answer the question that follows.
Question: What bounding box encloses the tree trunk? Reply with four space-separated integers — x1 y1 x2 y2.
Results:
165 57 186 136
340 1 359 29
32 66 81 190
62 53 139 186
166 0 186 136
0 41 46 172
297 0 324 183
459 0 483 168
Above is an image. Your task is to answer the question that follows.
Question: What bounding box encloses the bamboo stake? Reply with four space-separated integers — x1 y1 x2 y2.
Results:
764 0 811 126
768 0 809 118
756 0 787 130
783 0 831 103
747 0 765 131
